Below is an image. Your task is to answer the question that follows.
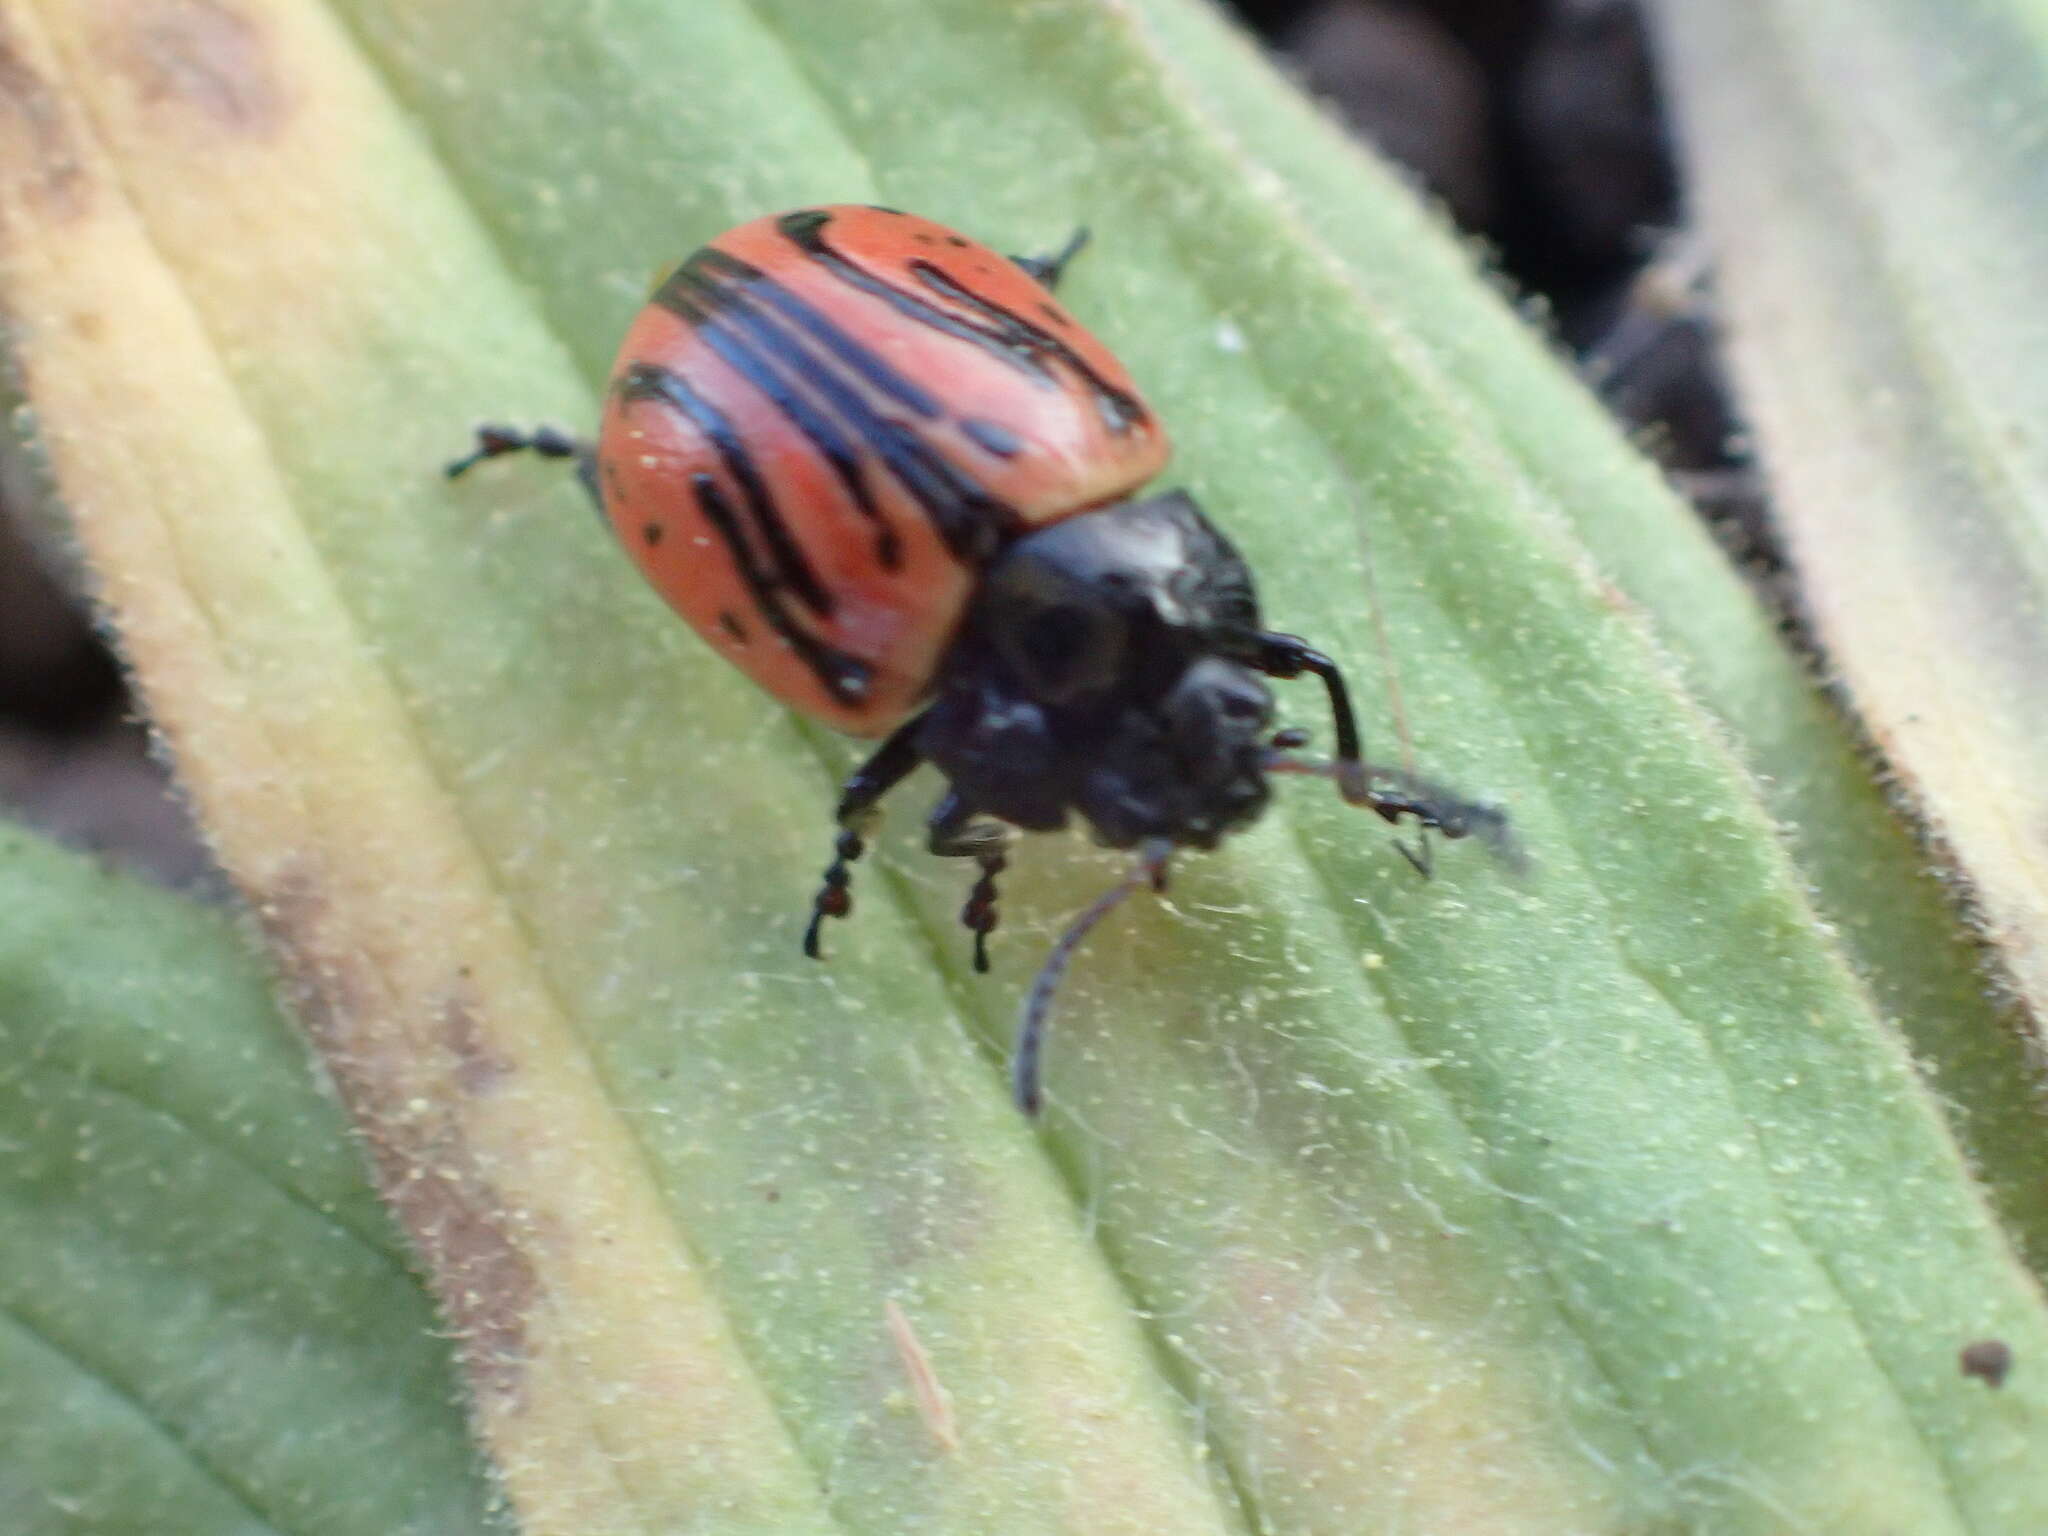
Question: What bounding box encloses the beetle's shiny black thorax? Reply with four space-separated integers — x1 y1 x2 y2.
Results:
918 491 1274 849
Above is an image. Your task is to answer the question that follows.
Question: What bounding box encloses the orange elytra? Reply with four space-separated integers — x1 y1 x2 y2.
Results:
597 205 1169 734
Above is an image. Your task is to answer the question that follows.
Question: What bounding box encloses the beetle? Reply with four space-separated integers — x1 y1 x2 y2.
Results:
450 204 1503 1113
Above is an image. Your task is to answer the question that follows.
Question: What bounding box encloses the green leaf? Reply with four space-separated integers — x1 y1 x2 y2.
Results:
0 825 501 1534
3 1 2043 1532
1643 0 2048 1059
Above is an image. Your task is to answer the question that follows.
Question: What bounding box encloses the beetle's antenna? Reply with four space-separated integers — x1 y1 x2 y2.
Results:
1013 838 1171 1116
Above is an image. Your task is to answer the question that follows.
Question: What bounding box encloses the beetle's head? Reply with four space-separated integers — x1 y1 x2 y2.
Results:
924 491 1274 849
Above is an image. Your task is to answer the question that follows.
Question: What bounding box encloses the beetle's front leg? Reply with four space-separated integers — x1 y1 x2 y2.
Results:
803 715 927 961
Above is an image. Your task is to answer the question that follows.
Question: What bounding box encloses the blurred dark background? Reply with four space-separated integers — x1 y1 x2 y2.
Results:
0 0 1751 887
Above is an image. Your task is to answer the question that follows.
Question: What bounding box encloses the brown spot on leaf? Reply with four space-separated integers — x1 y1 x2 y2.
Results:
385 1156 539 1403
254 866 377 1075
115 0 289 136
1961 1337 2013 1388
252 863 538 1407
0 18 87 221
439 981 514 1097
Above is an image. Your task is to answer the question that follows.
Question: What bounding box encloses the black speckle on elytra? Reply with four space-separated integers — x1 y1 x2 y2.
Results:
945 235 968 248
718 611 749 643
1039 302 1069 326
641 522 663 546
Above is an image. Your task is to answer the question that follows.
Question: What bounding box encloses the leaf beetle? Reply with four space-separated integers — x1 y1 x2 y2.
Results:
452 205 1505 1112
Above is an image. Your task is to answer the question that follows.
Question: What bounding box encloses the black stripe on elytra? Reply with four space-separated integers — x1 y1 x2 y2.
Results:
664 272 903 571
961 418 1022 459
668 258 1021 563
616 362 833 618
672 249 941 420
776 208 1150 435
907 258 1148 434
690 472 871 705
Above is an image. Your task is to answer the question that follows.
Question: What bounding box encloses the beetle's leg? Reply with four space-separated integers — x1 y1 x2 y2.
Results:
1264 748 1522 873
927 790 1012 974
1011 227 1091 291
1242 632 1379 801
446 422 600 508
1245 630 1515 863
804 716 927 961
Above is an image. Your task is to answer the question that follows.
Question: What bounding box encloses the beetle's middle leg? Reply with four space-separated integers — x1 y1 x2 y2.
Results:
927 789 1013 973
